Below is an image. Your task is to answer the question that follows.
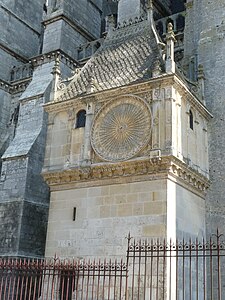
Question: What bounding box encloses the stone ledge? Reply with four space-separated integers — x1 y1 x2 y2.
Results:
0 78 31 94
42 156 209 195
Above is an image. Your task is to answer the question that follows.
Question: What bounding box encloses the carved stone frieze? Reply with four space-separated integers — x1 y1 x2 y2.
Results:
43 74 212 122
153 88 165 101
0 78 31 94
43 156 209 195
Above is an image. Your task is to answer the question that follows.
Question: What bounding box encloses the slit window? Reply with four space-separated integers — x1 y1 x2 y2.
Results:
76 110 86 128
189 110 194 130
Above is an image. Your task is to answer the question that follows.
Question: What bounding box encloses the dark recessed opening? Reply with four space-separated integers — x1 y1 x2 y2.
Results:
73 207 77 221
189 110 194 130
76 110 86 128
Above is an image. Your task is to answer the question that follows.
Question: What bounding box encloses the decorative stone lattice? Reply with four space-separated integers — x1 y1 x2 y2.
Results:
91 97 152 161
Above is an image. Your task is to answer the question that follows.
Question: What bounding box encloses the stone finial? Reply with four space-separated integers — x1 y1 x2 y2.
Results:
86 77 96 94
86 63 98 94
146 0 153 21
86 65 97 94
165 22 176 73
146 0 153 10
167 22 173 34
50 56 61 101
54 0 63 10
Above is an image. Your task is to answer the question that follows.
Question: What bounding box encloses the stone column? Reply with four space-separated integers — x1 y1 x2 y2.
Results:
82 101 95 163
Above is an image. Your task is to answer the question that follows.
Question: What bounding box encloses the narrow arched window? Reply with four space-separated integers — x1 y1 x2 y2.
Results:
189 110 194 130
76 110 86 128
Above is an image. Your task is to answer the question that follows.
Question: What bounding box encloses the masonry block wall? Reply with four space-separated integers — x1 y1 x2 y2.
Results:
0 0 44 79
0 0 45 168
183 0 225 239
0 0 104 258
197 1 225 237
42 0 103 59
45 180 168 258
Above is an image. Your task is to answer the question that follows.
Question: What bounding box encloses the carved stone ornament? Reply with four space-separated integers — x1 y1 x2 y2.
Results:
91 97 152 162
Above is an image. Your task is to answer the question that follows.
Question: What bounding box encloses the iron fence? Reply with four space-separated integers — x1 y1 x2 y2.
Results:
1 231 225 299
0 258 127 300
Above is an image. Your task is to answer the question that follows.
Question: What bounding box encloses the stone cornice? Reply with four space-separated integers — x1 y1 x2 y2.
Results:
0 79 11 93
0 78 31 95
168 156 209 197
42 156 209 196
43 74 212 120
29 49 79 69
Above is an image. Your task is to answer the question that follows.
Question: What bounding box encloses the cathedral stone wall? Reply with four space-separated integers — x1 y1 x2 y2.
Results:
45 179 167 258
45 177 206 259
42 20 88 59
174 182 206 239
0 91 11 144
0 4 41 59
184 0 225 237
0 49 21 81
1 0 44 31
197 3 225 236
0 0 220 263
63 0 103 38
0 0 104 258
42 0 103 60
0 62 53 256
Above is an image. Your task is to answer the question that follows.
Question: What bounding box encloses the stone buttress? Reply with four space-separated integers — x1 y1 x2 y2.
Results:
0 0 103 258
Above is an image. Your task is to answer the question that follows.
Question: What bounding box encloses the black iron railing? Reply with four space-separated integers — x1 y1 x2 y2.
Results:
1 231 225 299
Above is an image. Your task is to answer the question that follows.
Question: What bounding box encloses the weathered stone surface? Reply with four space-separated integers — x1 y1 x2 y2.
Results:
0 201 22 256
0 0 223 263
184 0 225 239
0 0 103 259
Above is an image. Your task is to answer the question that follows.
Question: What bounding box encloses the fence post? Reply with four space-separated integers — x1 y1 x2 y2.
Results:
125 232 132 300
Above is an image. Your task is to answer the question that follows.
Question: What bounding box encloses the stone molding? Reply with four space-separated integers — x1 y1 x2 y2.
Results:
115 14 148 30
42 156 209 196
44 74 212 120
29 50 79 69
1 50 79 95
0 78 31 95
